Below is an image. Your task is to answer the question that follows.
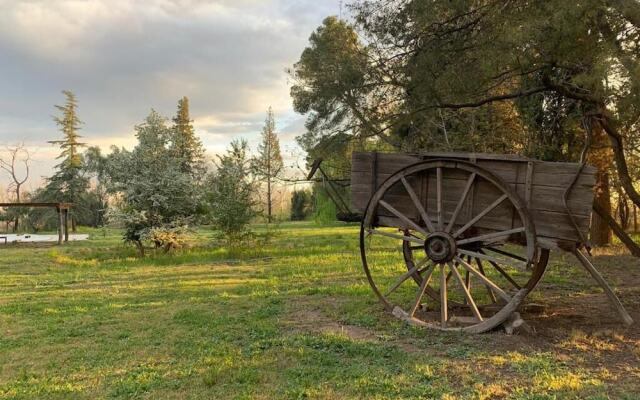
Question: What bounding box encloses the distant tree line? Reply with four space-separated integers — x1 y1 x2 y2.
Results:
0 91 323 255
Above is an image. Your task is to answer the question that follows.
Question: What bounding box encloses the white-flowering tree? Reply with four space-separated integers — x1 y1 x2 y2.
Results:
108 110 203 255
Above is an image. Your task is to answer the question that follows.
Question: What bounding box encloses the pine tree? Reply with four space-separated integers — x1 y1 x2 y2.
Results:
46 90 88 231
171 96 205 178
207 139 256 241
252 107 284 223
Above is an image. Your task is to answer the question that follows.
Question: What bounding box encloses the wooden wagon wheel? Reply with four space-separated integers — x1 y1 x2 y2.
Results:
359 159 548 333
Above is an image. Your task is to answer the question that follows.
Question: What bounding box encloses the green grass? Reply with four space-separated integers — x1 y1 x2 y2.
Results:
0 222 638 399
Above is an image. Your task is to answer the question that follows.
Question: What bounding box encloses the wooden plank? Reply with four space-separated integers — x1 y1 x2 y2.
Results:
516 185 594 217
352 152 596 243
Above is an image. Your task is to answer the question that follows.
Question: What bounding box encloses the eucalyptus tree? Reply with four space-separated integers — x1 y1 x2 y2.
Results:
292 0 640 249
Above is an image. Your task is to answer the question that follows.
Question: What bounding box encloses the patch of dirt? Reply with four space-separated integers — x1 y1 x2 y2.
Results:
280 304 421 353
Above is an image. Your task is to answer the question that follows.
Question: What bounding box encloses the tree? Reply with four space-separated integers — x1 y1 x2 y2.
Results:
81 146 110 227
171 96 206 178
108 110 202 255
207 139 256 240
0 144 30 231
290 189 312 221
46 90 88 231
293 1 640 253
252 107 284 222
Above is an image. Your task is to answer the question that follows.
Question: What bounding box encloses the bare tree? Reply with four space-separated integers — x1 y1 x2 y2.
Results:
0 144 31 231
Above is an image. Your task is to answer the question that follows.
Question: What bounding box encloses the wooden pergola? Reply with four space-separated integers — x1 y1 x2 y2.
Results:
0 202 72 244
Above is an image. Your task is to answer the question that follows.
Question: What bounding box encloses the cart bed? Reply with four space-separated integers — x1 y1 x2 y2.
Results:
351 152 597 250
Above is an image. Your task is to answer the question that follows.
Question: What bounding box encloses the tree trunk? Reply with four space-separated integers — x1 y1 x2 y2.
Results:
588 123 613 246
71 215 77 232
594 202 640 257
135 240 145 257
267 177 272 223
591 169 613 246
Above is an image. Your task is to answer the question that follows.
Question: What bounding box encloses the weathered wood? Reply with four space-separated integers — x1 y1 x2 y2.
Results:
440 264 448 327
410 263 437 317
450 262 483 321
57 208 63 245
63 209 69 242
574 249 633 326
351 152 596 246
0 202 73 209
455 256 513 302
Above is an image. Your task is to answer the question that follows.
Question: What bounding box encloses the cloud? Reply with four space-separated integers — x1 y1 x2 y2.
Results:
0 0 338 185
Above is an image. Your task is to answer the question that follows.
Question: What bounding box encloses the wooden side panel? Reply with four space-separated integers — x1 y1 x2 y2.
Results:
350 152 596 244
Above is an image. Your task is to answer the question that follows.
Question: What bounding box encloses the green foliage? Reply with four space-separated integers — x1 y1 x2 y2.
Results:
206 139 257 241
252 107 284 223
293 1 640 160
312 188 337 225
144 225 191 253
290 189 312 221
291 16 372 149
171 96 206 178
45 90 89 228
106 110 203 254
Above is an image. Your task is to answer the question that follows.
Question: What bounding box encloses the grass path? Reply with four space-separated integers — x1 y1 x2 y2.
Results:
0 222 638 399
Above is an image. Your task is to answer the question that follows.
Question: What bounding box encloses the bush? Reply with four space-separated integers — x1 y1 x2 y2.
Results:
290 189 312 221
312 189 337 225
206 139 257 243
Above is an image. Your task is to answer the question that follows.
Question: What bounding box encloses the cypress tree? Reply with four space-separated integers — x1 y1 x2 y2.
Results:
253 107 284 223
171 96 205 178
46 90 88 231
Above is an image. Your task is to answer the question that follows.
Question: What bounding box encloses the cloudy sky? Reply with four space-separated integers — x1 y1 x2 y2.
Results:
0 0 340 190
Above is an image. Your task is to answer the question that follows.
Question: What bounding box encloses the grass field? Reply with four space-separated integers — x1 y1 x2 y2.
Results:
0 222 638 399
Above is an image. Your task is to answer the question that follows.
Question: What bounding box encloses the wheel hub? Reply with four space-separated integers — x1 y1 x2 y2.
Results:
424 232 457 263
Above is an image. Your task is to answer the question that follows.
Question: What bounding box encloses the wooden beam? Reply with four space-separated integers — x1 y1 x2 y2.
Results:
0 202 73 209
574 249 633 326
57 207 63 245
64 209 69 242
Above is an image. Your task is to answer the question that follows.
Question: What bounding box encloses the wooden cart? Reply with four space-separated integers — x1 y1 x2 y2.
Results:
352 152 633 333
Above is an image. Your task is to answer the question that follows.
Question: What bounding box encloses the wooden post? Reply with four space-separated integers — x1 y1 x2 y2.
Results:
63 208 69 242
57 207 63 245
574 249 633 326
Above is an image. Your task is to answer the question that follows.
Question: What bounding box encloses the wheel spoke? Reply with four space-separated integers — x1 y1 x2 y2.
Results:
446 173 476 233
456 227 525 246
484 246 527 262
436 167 443 231
457 248 527 271
453 194 508 238
368 229 425 245
449 262 483 321
385 257 430 297
379 200 428 236
475 257 498 302
455 256 511 302
440 263 448 327
409 263 437 317
478 250 522 289
400 176 435 233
